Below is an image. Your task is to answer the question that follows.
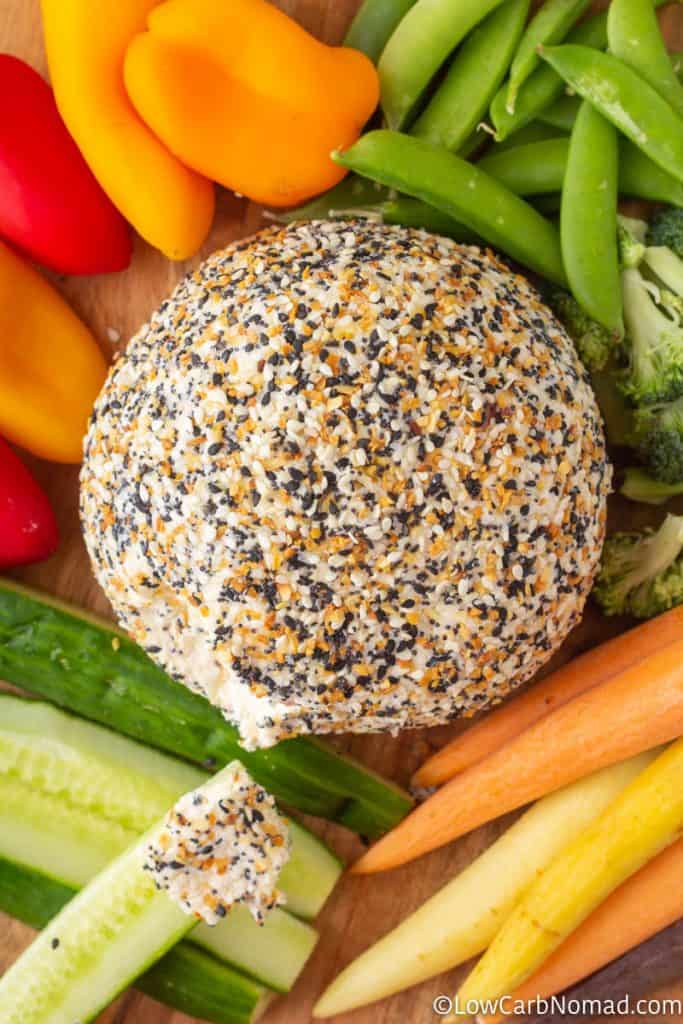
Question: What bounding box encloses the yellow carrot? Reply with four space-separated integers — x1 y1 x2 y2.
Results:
414 608 683 788
478 837 683 1024
313 753 657 1019
455 740 683 1017
353 639 683 874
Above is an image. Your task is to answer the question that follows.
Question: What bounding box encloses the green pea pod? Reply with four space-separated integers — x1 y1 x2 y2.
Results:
561 101 622 335
608 0 683 118
619 140 683 207
506 0 592 114
279 190 477 243
539 94 582 131
333 130 567 285
274 176 390 224
490 10 608 140
411 0 530 152
540 45 683 186
379 196 478 242
479 138 570 195
378 0 506 130
344 0 418 63
489 121 566 153
538 49 683 133
479 135 683 207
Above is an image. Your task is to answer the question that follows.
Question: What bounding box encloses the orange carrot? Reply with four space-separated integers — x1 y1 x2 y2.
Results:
414 607 683 788
478 838 683 1024
353 639 683 874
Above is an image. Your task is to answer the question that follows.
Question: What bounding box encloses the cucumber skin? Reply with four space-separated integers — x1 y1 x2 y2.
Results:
0 857 269 1024
0 760 318 993
0 693 342 920
0 579 413 837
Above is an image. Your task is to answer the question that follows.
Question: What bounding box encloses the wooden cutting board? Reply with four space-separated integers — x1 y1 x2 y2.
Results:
1 1 682 1021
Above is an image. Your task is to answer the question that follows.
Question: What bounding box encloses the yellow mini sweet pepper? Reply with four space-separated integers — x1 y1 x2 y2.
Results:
0 241 107 464
41 0 215 261
123 0 380 208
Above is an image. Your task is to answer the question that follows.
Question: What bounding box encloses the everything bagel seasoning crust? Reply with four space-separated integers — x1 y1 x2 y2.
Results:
81 222 611 749
145 762 290 926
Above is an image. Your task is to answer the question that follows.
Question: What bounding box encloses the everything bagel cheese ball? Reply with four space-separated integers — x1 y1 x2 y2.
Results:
81 222 611 750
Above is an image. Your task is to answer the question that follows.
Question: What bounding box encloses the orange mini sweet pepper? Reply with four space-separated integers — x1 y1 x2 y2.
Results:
124 0 380 208
0 241 107 464
41 0 215 260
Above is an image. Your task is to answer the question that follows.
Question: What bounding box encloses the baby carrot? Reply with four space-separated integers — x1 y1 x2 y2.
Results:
456 739 683 1012
353 638 683 873
414 606 683 788
479 837 683 1024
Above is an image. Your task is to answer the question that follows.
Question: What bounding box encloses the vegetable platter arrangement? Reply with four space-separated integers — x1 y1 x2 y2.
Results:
1 0 683 1023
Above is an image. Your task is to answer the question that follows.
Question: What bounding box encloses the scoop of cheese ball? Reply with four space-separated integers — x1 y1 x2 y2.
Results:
81 222 611 749
145 761 290 926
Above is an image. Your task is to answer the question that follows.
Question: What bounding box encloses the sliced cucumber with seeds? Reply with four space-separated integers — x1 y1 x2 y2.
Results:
0 822 198 1024
0 858 272 1024
0 577 413 836
0 764 292 1023
0 841 315 995
0 694 342 919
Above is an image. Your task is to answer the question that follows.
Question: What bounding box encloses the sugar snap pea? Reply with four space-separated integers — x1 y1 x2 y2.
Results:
608 0 683 118
480 135 683 206
479 139 570 195
539 94 582 131
489 121 565 153
344 0 417 63
540 44 683 185
561 101 622 335
333 130 567 285
411 0 529 152
619 139 683 207
380 197 479 241
490 10 607 140
539 49 683 132
275 183 477 244
275 176 389 224
378 0 506 130
506 0 592 114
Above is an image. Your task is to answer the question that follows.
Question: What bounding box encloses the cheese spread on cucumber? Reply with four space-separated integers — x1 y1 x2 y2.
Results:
145 761 291 925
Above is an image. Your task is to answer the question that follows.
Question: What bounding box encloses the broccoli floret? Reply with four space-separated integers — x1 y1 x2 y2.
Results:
635 396 683 483
593 513 683 618
621 467 683 505
646 207 683 257
642 245 683 317
548 289 615 372
617 213 683 404
618 267 683 404
618 215 647 269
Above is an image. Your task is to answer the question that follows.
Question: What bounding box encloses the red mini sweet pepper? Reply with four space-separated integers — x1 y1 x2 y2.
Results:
0 437 59 569
0 54 131 274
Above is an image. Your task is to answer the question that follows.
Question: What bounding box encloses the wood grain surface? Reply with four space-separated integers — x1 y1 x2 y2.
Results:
1 1 682 1022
